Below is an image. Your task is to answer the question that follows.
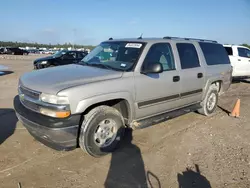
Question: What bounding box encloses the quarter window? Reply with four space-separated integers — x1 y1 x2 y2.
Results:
199 42 231 65
176 43 200 69
143 43 175 71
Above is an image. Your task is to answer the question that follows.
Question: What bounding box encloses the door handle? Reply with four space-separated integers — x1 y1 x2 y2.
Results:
173 76 180 82
238 59 241 61
197 73 203 78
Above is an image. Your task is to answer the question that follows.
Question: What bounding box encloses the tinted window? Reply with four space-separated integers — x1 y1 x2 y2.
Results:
143 43 175 71
77 52 85 59
176 43 200 69
64 52 76 59
199 43 230 65
238 48 250 58
224 47 233 55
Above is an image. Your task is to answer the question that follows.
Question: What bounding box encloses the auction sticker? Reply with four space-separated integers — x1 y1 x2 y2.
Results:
125 43 142 48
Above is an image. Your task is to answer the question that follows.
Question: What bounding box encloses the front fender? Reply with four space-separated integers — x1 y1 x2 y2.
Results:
75 91 135 122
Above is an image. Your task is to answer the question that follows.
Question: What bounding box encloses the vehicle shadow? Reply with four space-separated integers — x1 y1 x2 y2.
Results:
231 78 250 84
0 108 18 145
0 71 14 76
239 79 250 84
104 128 149 188
177 164 211 188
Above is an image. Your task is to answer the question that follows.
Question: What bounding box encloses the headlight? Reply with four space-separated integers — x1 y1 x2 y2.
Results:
40 93 69 104
40 61 47 65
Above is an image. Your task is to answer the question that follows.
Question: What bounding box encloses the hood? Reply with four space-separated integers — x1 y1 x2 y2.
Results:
34 56 55 63
20 64 123 95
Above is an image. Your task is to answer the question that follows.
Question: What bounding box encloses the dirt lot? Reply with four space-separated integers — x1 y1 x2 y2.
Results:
0 55 250 188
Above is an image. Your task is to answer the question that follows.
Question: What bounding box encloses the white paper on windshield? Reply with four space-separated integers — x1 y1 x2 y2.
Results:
120 63 127 67
125 43 142 48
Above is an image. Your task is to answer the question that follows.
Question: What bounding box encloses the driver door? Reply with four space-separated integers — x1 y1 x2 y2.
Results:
134 43 181 119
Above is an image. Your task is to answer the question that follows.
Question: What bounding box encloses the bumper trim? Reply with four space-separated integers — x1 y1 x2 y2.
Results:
16 113 78 151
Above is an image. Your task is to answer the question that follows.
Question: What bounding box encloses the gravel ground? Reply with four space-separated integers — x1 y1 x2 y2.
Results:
0 56 250 188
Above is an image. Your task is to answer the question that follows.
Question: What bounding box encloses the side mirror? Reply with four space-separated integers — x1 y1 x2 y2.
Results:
141 62 163 74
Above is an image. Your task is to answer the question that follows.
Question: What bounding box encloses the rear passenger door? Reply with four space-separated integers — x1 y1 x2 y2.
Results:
176 43 205 105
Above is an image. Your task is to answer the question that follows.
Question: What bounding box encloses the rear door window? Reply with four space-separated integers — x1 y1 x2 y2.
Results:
176 43 200 69
199 42 230 65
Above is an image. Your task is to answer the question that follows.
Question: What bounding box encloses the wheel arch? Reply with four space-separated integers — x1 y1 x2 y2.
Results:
75 92 135 125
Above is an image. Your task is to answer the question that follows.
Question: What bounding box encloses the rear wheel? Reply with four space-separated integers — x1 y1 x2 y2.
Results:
198 84 219 116
79 106 125 157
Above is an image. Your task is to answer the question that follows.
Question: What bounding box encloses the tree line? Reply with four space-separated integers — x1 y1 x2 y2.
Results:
242 44 250 49
0 40 249 50
0 41 95 50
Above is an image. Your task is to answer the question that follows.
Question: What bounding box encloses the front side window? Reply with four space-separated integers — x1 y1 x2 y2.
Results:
64 52 76 59
176 43 200 69
53 50 67 58
143 43 175 71
238 47 250 58
199 42 231 65
80 41 145 71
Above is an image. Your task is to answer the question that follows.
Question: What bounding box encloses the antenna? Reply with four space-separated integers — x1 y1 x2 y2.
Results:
138 33 143 39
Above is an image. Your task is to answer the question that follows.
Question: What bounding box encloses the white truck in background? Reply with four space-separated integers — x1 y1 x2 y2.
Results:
223 45 250 78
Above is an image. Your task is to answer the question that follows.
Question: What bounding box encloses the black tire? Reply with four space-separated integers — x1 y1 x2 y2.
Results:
79 106 125 157
198 85 219 116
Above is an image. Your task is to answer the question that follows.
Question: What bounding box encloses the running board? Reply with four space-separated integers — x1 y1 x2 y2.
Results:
130 103 201 130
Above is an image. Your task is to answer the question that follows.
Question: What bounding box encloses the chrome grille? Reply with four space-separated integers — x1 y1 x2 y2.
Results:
19 85 40 100
21 98 40 112
18 85 41 113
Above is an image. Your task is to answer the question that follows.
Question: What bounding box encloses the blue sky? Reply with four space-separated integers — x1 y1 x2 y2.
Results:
0 0 249 45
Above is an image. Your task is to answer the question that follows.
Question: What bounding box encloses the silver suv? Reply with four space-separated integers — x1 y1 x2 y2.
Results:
14 36 232 157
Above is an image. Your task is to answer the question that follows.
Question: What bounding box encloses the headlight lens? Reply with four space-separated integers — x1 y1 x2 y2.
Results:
40 61 47 65
40 93 69 104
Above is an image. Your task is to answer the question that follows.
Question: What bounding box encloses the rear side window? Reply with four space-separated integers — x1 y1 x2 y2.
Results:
199 42 230 65
224 47 233 55
238 47 250 58
176 43 200 69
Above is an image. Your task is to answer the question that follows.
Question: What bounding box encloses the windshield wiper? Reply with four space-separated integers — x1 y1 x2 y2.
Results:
84 62 119 71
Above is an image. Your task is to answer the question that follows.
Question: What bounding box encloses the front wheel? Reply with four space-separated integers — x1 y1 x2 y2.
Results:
198 85 219 116
79 106 125 157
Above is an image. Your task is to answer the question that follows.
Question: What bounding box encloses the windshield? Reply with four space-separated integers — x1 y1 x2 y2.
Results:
80 41 145 71
53 50 67 58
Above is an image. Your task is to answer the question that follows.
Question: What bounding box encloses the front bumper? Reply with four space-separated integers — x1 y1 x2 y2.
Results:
14 96 81 151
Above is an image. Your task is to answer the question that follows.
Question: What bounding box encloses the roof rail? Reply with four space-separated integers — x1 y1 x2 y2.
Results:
163 36 217 43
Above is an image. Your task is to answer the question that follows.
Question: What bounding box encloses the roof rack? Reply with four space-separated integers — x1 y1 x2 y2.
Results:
163 36 217 43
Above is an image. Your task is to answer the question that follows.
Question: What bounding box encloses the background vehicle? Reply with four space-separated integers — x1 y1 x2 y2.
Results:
223 45 250 78
33 50 87 69
2 47 29 55
14 37 232 157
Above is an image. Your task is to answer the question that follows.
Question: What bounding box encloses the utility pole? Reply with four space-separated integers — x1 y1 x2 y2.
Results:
72 28 76 50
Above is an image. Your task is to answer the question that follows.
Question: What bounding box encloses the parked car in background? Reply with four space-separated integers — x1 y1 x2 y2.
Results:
33 50 87 69
223 45 250 78
0 47 29 55
15 36 232 157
